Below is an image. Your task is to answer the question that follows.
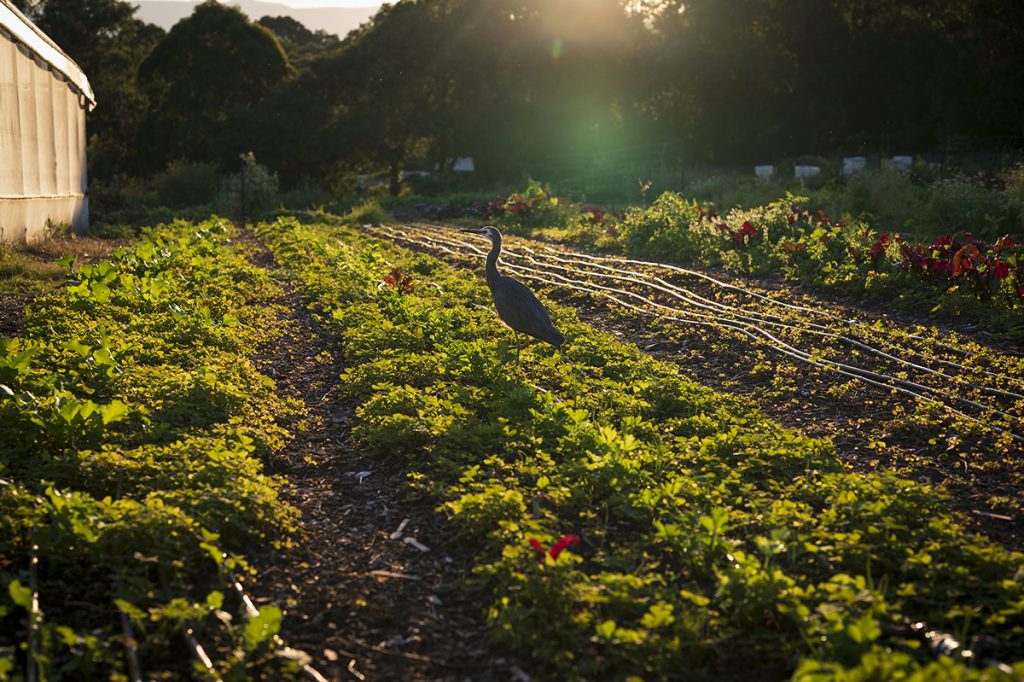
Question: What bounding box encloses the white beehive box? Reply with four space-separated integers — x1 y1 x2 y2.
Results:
883 156 913 171
842 156 866 175
794 165 821 180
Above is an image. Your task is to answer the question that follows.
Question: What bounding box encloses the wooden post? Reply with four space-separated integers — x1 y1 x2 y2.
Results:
239 160 247 226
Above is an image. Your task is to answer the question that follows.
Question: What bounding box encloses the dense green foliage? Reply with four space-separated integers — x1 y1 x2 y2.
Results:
0 221 302 677
256 15 341 69
641 0 1023 163
255 217 1024 680
137 2 292 170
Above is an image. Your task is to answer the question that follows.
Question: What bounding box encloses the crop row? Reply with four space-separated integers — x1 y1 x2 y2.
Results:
0 220 310 679
370 223 1024 528
375 223 1024 439
255 217 1024 681
481 186 1024 335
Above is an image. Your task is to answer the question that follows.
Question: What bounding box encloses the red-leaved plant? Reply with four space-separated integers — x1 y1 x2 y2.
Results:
897 233 1021 301
528 535 580 563
723 221 759 248
382 267 415 294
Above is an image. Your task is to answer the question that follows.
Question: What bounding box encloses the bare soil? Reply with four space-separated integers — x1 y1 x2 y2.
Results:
0 294 27 339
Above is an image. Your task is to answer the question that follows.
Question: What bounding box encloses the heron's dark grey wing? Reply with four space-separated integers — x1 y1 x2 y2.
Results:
491 275 565 347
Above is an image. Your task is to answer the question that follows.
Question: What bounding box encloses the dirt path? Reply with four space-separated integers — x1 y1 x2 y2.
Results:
367 223 1024 552
0 294 27 338
242 236 519 681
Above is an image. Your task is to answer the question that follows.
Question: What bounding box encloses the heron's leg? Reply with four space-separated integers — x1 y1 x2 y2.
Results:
514 331 521 365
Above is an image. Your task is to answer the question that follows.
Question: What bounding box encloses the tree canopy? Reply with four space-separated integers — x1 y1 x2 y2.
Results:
17 0 1024 189
257 15 341 68
235 0 1024 188
136 0 291 171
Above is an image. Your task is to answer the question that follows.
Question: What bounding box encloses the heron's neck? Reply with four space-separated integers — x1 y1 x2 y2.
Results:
485 233 501 287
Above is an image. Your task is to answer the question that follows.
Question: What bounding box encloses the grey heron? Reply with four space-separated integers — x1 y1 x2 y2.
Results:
461 226 565 361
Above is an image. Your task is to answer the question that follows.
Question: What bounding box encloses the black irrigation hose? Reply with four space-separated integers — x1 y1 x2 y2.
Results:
513 248 1024 404
15 544 322 681
369 225 1023 443
881 620 1015 675
561 242 997 361
568 246 855 324
230 575 330 682
114 577 143 682
26 544 40 682
512 246 1020 398
157 564 221 681
118 608 143 682
500 260 1019 429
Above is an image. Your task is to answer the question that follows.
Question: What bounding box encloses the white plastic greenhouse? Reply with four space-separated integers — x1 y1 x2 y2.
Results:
0 0 95 244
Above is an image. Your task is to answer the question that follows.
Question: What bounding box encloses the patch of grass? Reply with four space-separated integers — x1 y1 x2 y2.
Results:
0 236 122 297
343 199 395 225
0 247 63 296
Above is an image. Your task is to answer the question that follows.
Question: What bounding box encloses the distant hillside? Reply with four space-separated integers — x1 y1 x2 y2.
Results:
133 1 378 39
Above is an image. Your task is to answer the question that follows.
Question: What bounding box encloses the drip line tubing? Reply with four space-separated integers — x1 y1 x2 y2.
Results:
369 225 1023 442
381 225 1024 403
512 237 1024 394
510 246 1024 402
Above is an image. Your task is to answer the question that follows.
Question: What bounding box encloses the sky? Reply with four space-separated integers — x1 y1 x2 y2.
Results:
156 0 382 6
251 0 381 5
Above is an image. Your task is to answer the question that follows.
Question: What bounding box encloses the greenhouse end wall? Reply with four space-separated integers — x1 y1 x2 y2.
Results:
0 13 91 244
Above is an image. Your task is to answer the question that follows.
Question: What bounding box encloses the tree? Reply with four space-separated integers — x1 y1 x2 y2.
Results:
435 0 648 179
642 0 1023 162
257 15 341 68
295 0 647 191
311 1 450 194
222 66 343 186
136 1 292 171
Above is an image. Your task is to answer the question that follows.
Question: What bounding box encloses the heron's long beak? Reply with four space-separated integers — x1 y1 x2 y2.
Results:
460 228 485 234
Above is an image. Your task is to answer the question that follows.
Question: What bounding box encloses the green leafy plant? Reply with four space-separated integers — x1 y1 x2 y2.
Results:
254 216 1024 681
0 218 300 678
607 191 1024 333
